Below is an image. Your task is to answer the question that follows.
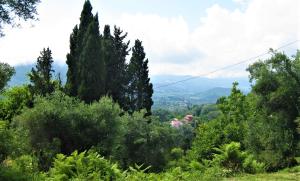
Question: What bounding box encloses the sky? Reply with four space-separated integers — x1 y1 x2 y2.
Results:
0 0 299 77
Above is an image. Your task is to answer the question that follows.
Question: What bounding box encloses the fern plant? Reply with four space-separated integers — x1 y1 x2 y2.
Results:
47 150 123 181
212 142 265 174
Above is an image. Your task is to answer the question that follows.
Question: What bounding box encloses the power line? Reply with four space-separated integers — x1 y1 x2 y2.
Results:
154 40 299 89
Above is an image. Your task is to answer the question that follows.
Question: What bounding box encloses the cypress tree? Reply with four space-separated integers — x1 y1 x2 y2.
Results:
66 25 79 96
29 47 55 96
78 14 105 103
127 40 153 115
102 25 114 93
103 25 130 109
77 0 94 50
66 0 94 97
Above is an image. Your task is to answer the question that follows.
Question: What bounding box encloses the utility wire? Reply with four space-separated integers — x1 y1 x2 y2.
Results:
154 40 299 89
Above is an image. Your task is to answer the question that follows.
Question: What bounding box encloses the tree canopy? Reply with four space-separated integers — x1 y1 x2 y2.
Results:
28 47 55 96
0 0 40 36
0 62 15 91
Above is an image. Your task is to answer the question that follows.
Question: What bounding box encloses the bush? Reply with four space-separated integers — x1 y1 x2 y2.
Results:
0 155 43 181
14 92 124 170
189 83 249 162
0 165 29 181
0 120 31 163
212 142 265 174
118 111 180 172
189 119 224 161
167 148 188 169
47 150 123 180
0 86 32 122
125 166 222 181
244 108 297 171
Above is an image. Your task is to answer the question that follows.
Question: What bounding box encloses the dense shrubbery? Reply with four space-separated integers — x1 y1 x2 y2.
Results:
189 83 248 162
4 91 190 173
0 86 32 122
13 92 123 170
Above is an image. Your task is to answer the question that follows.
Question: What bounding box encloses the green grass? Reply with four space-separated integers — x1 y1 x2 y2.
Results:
225 166 300 181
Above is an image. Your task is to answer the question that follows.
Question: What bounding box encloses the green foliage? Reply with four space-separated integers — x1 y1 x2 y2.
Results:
127 40 153 115
195 104 221 122
244 108 296 170
0 0 40 36
78 15 106 103
212 142 264 174
103 25 130 110
65 25 79 97
0 165 31 181
47 150 123 181
0 86 32 122
170 148 184 160
190 83 248 161
78 0 94 39
0 119 31 165
177 124 195 150
66 0 97 100
0 62 15 91
0 154 43 181
189 118 223 161
152 108 176 122
65 1 154 111
2 1 300 178
125 166 224 181
0 121 11 162
29 47 55 96
66 0 116 104
246 51 300 170
9 155 39 176
14 92 123 170
167 148 188 169
117 111 179 171
217 82 248 142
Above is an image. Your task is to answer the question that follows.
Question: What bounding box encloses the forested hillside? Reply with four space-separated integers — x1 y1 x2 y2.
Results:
0 0 299 180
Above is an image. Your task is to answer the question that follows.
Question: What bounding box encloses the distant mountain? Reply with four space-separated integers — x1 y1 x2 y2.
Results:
151 75 250 110
192 87 232 103
8 64 251 110
151 74 250 93
152 87 232 110
8 63 67 86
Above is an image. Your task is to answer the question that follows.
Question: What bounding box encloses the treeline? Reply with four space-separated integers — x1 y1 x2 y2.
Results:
0 0 300 180
29 0 153 115
65 1 153 115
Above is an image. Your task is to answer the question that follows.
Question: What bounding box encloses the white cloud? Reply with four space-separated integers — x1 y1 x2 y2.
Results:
0 0 82 65
233 0 248 5
0 0 299 78
112 0 299 77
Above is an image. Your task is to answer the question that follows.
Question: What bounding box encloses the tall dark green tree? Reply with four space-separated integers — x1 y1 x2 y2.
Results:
78 15 105 103
65 0 94 97
127 40 153 115
102 25 130 109
78 0 94 44
65 25 79 96
28 47 55 96
102 25 114 93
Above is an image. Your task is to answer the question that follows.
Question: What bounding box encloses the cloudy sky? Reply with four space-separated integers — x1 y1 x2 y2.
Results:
0 0 299 77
